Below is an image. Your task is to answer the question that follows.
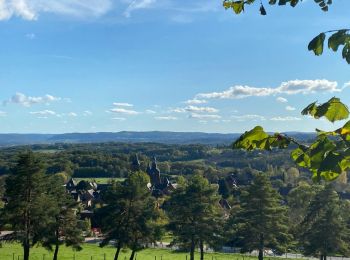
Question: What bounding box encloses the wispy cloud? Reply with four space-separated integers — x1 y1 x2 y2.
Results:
124 0 157 18
109 108 139 115
189 113 221 120
196 79 342 100
67 112 77 117
145 109 156 114
154 116 177 120
276 97 288 103
112 117 126 121
4 92 61 107
184 99 208 105
0 0 113 21
0 111 7 117
113 102 134 107
231 114 266 122
185 105 218 113
270 116 302 121
83 110 92 116
26 33 35 39
29 110 56 116
285 105 296 111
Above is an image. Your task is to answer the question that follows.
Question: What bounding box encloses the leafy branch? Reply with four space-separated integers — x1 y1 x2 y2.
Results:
232 97 350 182
223 0 350 64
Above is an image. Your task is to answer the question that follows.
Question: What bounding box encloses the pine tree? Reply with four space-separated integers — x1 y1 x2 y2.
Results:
229 173 291 260
41 175 84 260
97 171 162 260
3 151 56 260
165 173 224 260
299 185 350 260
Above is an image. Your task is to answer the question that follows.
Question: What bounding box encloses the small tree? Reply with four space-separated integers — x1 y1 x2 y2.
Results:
97 171 162 260
41 175 84 260
229 173 291 260
165 173 224 260
299 185 350 260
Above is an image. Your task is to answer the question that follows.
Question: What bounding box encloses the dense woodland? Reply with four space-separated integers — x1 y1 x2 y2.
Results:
1 141 350 260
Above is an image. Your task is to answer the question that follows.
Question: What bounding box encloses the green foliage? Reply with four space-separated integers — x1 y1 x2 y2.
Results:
165 174 224 260
298 185 350 258
228 173 291 259
233 98 350 182
223 0 350 64
97 172 162 260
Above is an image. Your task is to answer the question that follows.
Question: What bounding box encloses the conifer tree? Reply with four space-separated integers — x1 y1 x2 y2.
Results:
97 171 162 260
3 151 55 260
165 173 224 260
41 175 84 260
299 185 350 260
229 173 291 260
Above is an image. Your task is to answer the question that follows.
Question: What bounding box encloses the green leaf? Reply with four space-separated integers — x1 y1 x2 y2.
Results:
291 147 311 168
315 97 349 122
302 97 349 123
232 126 269 151
232 1 245 14
308 33 326 56
328 30 348 51
342 43 350 64
301 102 317 117
308 136 336 170
223 1 232 9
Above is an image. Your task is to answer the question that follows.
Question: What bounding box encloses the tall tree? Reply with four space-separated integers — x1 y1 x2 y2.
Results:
229 173 291 260
41 175 84 260
299 185 350 260
97 171 162 260
2 151 56 260
165 174 224 260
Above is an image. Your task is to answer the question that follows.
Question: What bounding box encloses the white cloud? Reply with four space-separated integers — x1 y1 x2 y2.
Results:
154 116 177 120
145 109 156 114
276 97 288 103
30 110 56 116
270 116 302 121
124 0 156 18
184 99 207 105
109 108 139 115
0 111 7 117
0 0 113 21
26 32 35 39
185 105 218 113
285 105 296 111
68 112 77 117
83 110 92 116
189 113 221 119
4 92 61 107
170 107 186 113
113 102 134 107
112 117 126 121
231 114 266 121
196 79 341 100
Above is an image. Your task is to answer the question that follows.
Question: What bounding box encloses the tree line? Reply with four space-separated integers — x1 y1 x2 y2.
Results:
1 151 350 260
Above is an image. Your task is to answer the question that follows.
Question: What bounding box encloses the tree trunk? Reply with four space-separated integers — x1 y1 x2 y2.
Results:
258 233 264 260
114 241 122 260
53 243 59 260
199 240 204 260
23 243 30 260
129 250 136 260
190 236 195 260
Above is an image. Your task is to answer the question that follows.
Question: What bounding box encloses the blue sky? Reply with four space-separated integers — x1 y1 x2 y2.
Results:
0 0 349 134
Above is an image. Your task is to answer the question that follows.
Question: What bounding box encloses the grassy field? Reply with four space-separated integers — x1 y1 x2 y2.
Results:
0 243 292 260
74 178 126 184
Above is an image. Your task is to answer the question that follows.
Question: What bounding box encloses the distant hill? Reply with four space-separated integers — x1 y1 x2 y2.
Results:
0 131 316 147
